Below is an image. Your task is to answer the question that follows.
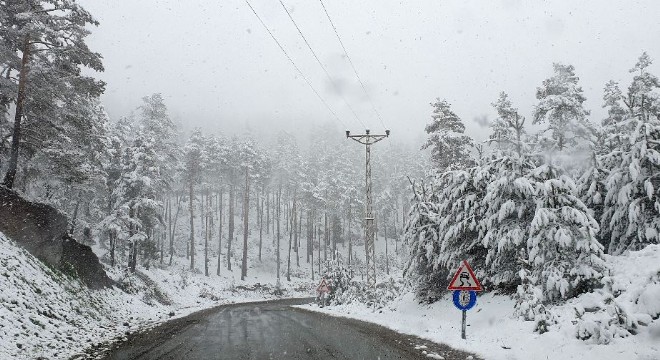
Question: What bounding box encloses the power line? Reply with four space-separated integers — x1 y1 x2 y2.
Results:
244 0 347 128
278 0 367 130
318 0 387 130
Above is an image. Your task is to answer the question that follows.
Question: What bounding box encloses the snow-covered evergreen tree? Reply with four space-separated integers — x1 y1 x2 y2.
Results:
526 163 605 302
481 92 536 289
182 129 207 270
422 99 474 172
405 164 487 302
577 131 609 247
603 53 660 254
115 134 164 272
0 0 104 188
481 156 536 288
533 64 593 152
404 179 445 302
489 92 527 157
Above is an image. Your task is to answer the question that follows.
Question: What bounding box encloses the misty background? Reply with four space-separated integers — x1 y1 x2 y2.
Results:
79 0 660 143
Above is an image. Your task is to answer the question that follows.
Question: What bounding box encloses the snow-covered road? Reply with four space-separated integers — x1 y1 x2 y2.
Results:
97 298 478 360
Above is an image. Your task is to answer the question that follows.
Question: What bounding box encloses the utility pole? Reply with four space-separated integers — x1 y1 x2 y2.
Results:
346 129 389 287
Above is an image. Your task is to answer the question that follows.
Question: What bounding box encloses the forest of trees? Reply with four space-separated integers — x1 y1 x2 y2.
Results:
0 1 429 283
405 54 660 329
3 3 659 325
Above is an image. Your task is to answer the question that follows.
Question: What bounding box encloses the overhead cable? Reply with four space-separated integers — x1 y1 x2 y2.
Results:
318 0 387 130
278 0 367 129
244 0 347 128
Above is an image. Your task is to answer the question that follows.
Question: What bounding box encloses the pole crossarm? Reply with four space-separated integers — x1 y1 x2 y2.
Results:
345 129 389 288
346 130 389 145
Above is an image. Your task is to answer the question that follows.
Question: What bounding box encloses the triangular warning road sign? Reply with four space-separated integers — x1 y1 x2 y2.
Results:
317 278 331 293
447 260 482 291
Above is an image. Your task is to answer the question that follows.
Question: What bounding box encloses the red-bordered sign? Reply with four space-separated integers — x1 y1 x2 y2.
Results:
317 278 331 294
447 260 482 291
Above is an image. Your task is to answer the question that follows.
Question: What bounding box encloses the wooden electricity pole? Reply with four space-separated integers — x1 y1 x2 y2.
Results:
346 129 389 287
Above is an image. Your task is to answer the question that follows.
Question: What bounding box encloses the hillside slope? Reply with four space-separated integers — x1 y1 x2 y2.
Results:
0 230 315 359
0 232 164 359
299 245 660 360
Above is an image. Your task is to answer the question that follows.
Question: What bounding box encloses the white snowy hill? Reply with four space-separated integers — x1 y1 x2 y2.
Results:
0 231 311 359
301 245 660 360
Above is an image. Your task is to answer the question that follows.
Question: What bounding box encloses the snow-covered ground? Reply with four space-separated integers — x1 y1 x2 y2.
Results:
298 245 660 360
0 231 314 360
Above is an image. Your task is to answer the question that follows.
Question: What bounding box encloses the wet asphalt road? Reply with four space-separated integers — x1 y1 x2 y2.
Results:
100 298 478 360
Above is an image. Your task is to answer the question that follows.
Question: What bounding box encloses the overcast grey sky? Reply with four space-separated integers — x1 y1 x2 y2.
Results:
79 0 660 143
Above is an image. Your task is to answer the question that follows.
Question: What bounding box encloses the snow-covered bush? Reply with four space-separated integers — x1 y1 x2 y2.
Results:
332 277 406 310
573 245 660 344
320 259 352 304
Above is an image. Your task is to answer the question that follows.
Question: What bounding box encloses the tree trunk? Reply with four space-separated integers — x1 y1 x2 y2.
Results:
167 196 172 264
217 190 223 275
317 220 321 274
384 215 389 275
69 192 82 235
306 210 312 263
189 181 195 270
3 36 31 188
332 215 337 260
393 201 398 254
200 191 205 240
266 189 270 235
241 167 249 280
276 185 281 284
294 192 300 268
170 194 182 265
258 186 264 261
109 231 116 267
161 197 168 265
205 190 210 277
348 203 352 266
311 221 314 281
323 211 328 262
287 202 293 282
228 182 234 271
129 206 137 273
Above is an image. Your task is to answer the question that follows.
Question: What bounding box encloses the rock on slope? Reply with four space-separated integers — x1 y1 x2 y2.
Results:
0 186 112 289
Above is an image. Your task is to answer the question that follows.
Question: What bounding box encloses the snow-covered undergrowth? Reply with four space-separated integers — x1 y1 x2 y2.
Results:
0 232 312 360
298 245 660 360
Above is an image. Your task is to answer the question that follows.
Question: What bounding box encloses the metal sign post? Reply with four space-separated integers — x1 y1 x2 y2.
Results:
447 260 482 340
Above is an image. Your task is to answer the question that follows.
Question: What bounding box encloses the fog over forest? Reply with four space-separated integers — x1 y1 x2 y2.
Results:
1 1 660 359
78 0 660 143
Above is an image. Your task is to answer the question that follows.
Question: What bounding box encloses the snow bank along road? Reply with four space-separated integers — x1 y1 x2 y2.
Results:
97 298 479 360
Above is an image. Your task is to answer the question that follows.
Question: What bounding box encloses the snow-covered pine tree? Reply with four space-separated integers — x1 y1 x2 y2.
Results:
533 64 593 152
603 53 660 254
480 92 536 290
404 163 487 302
422 99 474 172
576 131 609 247
526 163 605 303
404 179 445 303
436 167 489 281
116 134 164 272
601 81 629 153
182 129 207 270
489 92 527 157
1 0 104 188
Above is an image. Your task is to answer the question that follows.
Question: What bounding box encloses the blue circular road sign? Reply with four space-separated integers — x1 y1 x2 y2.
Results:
452 290 477 311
